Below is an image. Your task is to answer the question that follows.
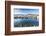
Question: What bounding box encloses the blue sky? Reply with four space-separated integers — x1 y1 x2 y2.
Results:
14 8 39 15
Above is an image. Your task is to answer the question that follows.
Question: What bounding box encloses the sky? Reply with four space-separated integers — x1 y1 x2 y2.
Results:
14 8 39 15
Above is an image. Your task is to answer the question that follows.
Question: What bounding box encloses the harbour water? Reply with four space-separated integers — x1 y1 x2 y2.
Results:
14 18 39 27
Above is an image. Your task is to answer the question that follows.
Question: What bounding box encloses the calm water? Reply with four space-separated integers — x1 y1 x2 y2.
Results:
14 18 39 27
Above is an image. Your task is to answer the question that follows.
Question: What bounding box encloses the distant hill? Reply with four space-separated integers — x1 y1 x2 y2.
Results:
14 14 39 19
14 14 39 17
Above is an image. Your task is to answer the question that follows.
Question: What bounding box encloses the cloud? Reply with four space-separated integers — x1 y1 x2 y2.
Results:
14 8 39 15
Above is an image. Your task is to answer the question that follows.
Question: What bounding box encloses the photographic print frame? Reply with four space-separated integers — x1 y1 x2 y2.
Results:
5 1 45 35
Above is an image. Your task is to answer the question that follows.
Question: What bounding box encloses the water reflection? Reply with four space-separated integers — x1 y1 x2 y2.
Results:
14 18 39 27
